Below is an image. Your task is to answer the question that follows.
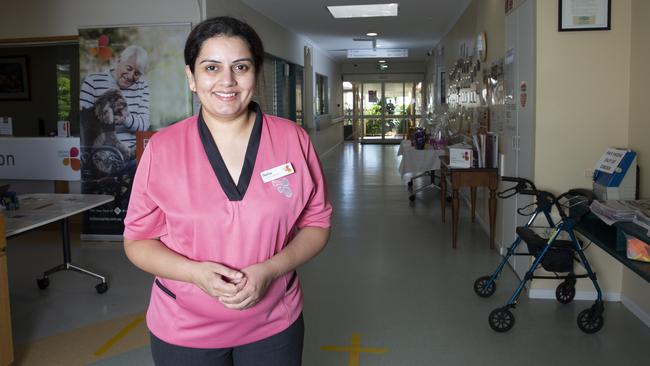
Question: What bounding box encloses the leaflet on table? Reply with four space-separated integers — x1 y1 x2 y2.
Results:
626 200 650 235
448 142 473 168
590 199 650 235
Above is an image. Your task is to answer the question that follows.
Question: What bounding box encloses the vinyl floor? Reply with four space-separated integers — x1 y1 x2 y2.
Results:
6 142 650 366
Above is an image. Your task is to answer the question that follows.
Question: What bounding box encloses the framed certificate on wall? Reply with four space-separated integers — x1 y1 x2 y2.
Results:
559 0 611 31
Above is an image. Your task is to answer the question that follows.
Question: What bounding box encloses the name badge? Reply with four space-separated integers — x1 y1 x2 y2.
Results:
260 163 295 183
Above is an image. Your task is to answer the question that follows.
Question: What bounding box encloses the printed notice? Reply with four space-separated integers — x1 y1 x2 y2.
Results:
594 148 627 174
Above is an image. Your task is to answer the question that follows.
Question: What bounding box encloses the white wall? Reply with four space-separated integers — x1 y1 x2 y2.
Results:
0 0 204 38
0 0 344 154
206 0 344 135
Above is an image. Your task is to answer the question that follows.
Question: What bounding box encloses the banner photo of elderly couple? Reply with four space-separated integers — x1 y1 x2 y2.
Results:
79 23 192 239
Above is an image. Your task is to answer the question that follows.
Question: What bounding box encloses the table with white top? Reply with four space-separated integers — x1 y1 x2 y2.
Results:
397 140 446 201
3 193 114 293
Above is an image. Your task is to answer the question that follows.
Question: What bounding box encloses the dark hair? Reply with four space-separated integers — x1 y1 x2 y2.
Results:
184 16 264 78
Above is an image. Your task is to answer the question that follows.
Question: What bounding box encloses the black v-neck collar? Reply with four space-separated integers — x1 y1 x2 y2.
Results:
198 102 263 201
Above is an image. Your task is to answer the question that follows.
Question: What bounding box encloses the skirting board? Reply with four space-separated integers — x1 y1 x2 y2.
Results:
530 289 650 328
621 294 650 328
80 234 123 242
464 194 650 329
528 288 620 302
320 141 342 158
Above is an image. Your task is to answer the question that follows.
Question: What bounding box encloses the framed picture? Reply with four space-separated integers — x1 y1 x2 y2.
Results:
0 56 30 100
559 0 611 31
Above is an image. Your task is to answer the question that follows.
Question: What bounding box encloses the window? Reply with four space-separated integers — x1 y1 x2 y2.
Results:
256 54 303 125
315 73 328 115
57 63 71 121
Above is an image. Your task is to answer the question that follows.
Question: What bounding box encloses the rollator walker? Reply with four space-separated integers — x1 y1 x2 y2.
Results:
473 176 604 333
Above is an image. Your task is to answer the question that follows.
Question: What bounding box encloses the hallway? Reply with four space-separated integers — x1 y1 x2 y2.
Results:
7 143 650 365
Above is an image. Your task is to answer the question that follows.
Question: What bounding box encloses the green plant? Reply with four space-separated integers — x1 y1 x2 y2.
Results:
57 75 71 120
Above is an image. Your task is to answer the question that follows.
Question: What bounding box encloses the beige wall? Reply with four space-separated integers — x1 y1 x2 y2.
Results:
629 0 650 199
435 0 649 320
436 0 505 68
430 0 506 237
533 0 632 294
535 0 631 192
624 0 650 318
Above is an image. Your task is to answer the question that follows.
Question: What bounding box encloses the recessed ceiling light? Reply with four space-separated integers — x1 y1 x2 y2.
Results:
366 32 378 37
378 60 386 63
328 3 398 19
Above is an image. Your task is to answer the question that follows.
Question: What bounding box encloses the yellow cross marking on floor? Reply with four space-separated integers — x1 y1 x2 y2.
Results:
321 333 388 366
94 316 145 356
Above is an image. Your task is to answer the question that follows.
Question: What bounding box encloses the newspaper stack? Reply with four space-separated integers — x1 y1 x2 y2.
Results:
590 200 650 235
625 200 650 236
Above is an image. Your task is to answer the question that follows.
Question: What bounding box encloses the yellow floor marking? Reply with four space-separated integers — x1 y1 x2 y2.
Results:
321 333 388 366
14 312 149 366
94 315 145 356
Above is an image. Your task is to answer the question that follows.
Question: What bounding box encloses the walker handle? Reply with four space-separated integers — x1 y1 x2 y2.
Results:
498 176 538 198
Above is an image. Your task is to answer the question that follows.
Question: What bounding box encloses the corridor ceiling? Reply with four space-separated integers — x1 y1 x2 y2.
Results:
241 0 472 62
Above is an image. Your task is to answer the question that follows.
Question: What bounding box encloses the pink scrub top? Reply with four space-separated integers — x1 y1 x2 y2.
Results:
123 103 332 348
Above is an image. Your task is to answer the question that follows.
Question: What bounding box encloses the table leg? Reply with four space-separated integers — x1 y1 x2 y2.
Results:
61 218 71 263
452 187 460 248
441 169 447 223
39 218 108 293
489 187 497 249
470 187 477 223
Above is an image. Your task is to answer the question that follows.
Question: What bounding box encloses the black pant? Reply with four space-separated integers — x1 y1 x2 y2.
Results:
150 314 304 366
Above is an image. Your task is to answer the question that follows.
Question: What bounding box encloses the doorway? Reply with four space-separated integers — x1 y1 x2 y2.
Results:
343 81 423 143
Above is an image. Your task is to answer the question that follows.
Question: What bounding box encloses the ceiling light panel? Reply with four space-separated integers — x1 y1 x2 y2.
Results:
347 49 408 58
328 3 398 18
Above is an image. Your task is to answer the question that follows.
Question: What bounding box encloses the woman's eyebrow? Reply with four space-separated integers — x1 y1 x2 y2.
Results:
199 58 253 64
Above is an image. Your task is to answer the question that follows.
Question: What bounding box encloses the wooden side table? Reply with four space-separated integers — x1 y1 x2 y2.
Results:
440 156 498 248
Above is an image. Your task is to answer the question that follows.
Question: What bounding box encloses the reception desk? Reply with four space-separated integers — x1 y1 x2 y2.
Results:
0 137 81 181
1 216 13 366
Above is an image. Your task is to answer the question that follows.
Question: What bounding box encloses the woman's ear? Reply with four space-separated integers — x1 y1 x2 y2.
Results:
184 65 196 93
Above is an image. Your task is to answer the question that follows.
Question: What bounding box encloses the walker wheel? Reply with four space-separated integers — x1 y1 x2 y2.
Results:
473 276 496 298
556 282 575 304
489 307 515 332
36 277 50 290
95 282 109 294
577 308 604 333
407 181 413 188
409 195 415 201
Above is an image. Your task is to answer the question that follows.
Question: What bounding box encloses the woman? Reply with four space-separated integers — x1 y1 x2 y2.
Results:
123 16 332 365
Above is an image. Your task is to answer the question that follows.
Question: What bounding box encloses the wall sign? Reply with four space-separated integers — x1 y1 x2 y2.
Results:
559 0 611 31
0 137 81 180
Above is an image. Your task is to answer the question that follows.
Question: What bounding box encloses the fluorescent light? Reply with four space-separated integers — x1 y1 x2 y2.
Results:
328 3 398 18
378 60 386 63
366 32 378 37
347 49 408 58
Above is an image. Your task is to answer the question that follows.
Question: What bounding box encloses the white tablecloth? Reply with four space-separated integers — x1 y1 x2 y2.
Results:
397 140 445 175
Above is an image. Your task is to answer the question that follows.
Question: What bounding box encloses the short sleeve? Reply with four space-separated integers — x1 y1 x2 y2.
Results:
295 136 332 229
123 139 167 239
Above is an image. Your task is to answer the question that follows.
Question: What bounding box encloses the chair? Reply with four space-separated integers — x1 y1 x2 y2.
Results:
136 131 156 165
